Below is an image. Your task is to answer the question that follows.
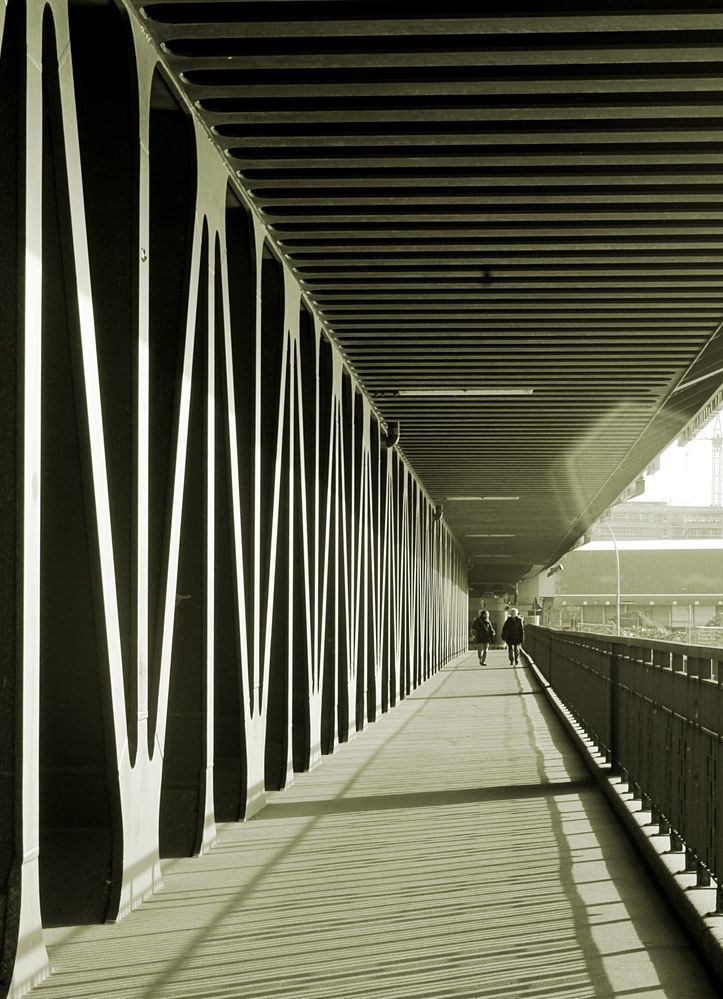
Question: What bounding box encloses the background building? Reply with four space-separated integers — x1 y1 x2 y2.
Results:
589 502 723 541
544 509 723 643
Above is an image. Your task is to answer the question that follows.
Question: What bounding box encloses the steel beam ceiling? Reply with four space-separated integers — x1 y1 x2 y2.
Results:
131 0 723 587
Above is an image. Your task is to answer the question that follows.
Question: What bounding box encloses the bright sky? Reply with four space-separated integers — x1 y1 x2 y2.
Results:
631 415 720 507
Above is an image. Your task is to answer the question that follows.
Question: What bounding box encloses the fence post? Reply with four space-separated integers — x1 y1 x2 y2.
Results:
609 649 619 774
716 661 723 911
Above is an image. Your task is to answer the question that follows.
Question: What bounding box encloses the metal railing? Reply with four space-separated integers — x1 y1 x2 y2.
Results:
525 624 723 906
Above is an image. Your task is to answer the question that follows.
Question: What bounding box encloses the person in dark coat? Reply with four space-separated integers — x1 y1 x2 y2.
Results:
501 607 524 665
471 609 495 665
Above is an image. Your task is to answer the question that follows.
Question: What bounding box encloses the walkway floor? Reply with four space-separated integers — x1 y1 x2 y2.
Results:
34 651 718 999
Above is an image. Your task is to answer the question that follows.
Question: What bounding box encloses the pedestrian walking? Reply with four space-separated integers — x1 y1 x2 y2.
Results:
471 609 495 665
501 607 524 665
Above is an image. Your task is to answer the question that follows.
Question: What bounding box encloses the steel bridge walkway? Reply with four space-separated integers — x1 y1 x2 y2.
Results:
32 652 716 999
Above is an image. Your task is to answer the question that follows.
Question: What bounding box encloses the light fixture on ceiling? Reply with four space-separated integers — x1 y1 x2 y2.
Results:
466 533 515 538
446 496 520 501
395 387 533 398
382 421 400 449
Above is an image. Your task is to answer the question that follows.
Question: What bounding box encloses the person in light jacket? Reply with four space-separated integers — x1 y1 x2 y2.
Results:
501 607 524 665
471 609 496 665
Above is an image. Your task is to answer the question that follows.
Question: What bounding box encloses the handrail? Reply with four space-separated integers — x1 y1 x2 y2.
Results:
525 624 723 908
536 624 723 662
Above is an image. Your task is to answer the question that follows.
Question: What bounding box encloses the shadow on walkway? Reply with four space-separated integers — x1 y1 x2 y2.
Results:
35 651 718 998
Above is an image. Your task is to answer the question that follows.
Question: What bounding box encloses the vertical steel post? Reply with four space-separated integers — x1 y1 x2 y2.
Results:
610 651 619 773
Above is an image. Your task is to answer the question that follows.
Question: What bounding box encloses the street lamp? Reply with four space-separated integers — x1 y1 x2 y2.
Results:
603 516 621 636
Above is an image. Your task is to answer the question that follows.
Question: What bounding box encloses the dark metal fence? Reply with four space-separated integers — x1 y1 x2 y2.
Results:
526 625 723 904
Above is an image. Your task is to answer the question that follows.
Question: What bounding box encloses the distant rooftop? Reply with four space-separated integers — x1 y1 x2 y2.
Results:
590 503 723 542
583 539 723 551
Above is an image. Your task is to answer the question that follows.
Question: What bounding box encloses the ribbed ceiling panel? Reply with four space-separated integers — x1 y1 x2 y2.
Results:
132 0 723 587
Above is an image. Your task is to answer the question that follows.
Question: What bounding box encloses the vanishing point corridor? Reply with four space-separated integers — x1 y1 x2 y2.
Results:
32 653 716 999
